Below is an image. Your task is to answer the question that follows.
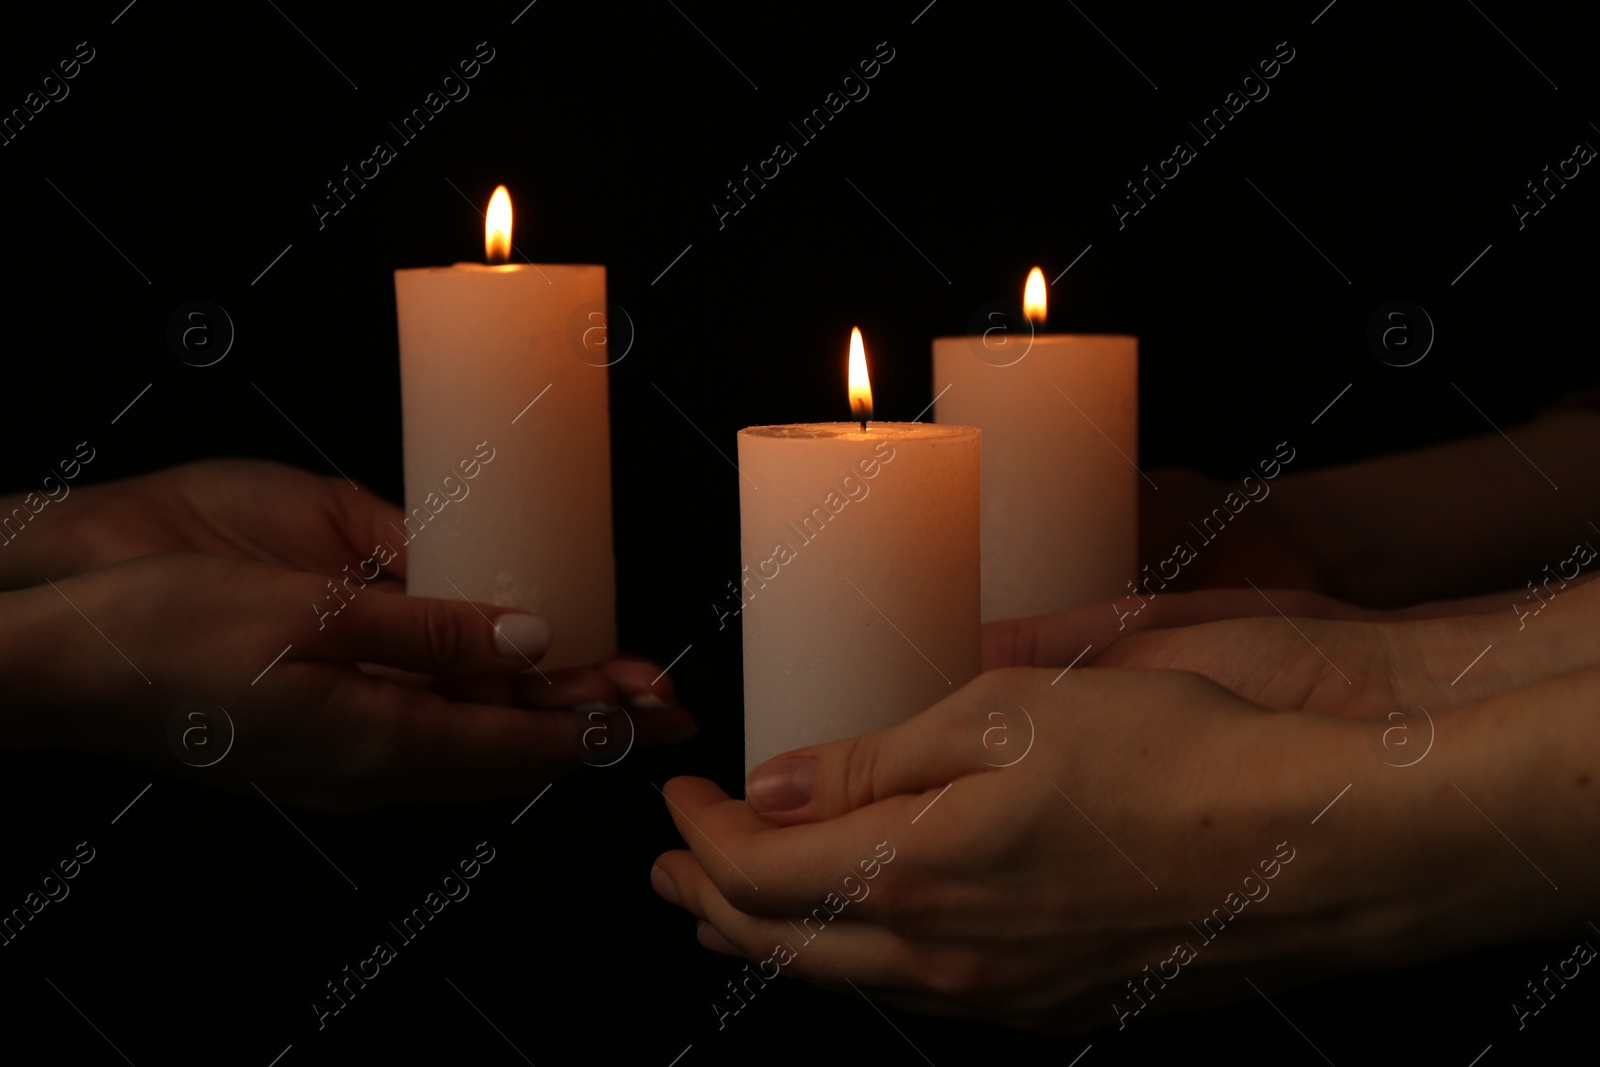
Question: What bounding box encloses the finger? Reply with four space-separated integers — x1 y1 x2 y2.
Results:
319 593 552 675
508 666 618 708
340 680 696 793
651 850 915 992
595 656 680 707
742 675 1007 825
984 588 1371 669
326 477 410 580
659 775 913 920
365 663 696 743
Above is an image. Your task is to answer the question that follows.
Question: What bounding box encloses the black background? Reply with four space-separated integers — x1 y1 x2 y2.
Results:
1 0 1596 1062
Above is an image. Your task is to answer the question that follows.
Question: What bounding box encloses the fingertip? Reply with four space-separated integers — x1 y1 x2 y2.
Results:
650 863 683 906
661 775 726 806
697 919 744 957
599 657 678 704
746 756 815 816
492 612 553 662
636 707 699 746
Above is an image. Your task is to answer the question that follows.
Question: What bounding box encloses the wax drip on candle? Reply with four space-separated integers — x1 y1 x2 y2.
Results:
848 326 873 432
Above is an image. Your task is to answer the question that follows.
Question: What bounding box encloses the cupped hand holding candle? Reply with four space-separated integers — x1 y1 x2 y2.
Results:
0 545 697 810
656 595 1600 1030
739 328 981 774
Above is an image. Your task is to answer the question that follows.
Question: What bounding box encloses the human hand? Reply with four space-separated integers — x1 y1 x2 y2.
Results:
0 459 409 589
653 665 1598 1032
3 553 696 809
0 458 676 709
985 578 1600 721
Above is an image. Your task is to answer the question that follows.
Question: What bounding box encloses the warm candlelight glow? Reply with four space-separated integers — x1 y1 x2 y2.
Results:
485 185 512 264
848 326 873 425
1023 266 1047 324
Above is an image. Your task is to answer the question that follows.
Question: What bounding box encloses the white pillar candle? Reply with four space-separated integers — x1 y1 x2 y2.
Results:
933 268 1137 621
394 186 616 669
740 329 981 774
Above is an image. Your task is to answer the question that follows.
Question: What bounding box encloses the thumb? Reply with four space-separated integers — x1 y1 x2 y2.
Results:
745 677 1010 826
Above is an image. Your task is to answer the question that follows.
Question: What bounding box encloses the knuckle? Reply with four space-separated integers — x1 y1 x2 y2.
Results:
842 734 881 809
420 600 469 665
717 875 761 913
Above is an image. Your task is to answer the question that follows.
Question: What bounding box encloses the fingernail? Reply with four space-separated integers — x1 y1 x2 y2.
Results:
746 757 814 812
493 614 551 660
650 864 681 906
631 694 668 710
572 701 611 716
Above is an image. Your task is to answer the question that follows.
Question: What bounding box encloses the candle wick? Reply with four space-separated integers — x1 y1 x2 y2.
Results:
860 418 867 432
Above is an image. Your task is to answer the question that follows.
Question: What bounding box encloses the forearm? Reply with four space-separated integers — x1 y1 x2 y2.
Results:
1261 663 1600 983
1273 411 1600 606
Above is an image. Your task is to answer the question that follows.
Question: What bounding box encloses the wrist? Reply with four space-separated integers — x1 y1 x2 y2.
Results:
1426 668 1600 931
1241 708 1512 971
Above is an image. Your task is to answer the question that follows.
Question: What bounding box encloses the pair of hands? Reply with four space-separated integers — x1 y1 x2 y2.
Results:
1 460 695 808
653 573 1600 1032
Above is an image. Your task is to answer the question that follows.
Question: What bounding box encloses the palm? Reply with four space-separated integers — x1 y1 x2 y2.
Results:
1092 614 1397 717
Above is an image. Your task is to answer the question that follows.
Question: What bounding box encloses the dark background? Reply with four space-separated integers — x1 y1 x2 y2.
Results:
1 0 1595 1062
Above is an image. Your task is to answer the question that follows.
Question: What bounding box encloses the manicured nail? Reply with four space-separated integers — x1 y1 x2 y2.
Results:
631 694 669 710
746 757 815 812
650 864 681 906
493 614 551 660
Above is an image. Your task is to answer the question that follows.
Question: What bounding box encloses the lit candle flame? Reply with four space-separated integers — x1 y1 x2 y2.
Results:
485 185 512 264
848 326 873 427
1024 266 1047 325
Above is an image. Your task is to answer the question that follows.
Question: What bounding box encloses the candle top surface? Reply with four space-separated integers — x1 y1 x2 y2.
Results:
935 332 1136 342
396 262 604 273
739 422 977 441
